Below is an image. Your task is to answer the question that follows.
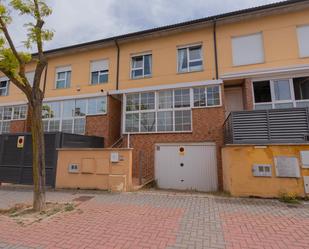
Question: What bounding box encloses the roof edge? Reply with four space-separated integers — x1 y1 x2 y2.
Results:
35 0 308 57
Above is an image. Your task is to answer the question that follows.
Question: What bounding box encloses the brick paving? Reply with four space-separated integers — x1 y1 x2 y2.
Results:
0 188 309 249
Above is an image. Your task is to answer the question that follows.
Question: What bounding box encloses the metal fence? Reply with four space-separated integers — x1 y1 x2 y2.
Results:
224 107 309 144
0 132 104 187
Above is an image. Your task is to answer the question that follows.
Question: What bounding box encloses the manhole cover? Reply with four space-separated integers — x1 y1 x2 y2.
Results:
73 196 94 202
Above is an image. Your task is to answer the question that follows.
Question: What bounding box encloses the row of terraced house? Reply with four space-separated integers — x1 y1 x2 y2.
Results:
1 0 309 197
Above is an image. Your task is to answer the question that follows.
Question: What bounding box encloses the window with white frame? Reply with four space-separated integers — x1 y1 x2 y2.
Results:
178 45 203 73
253 76 309 109
26 71 35 87
55 66 71 89
193 86 221 107
42 96 107 134
90 59 109 84
131 54 152 79
297 25 309 58
232 32 264 66
0 77 9 96
124 86 221 133
0 105 28 134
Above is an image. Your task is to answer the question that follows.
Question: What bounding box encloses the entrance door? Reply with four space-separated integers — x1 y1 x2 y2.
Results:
155 143 218 192
225 87 244 117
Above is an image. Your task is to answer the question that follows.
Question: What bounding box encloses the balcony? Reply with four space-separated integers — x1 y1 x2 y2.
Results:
224 108 309 144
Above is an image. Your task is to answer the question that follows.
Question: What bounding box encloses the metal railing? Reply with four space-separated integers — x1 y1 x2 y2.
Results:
224 107 309 144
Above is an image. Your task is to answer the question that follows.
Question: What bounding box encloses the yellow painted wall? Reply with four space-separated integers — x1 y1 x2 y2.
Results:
56 148 133 192
222 145 309 198
118 27 216 89
0 8 309 104
0 46 118 103
218 9 309 75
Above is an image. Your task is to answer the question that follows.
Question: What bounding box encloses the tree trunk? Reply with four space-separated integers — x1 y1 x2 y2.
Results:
29 99 46 211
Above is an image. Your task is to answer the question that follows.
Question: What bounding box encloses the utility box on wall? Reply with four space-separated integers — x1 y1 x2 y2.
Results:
274 156 301 178
252 164 272 177
300 151 309 168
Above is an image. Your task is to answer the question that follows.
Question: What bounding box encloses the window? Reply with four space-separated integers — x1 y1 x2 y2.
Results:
174 89 190 108
26 71 35 87
0 105 27 134
193 86 221 107
178 45 203 73
0 77 9 96
297 25 309 58
90 59 109 84
42 96 107 134
175 110 191 131
131 54 152 79
87 97 107 115
232 33 264 66
293 77 309 107
253 76 309 109
157 111 173 132
55 66 71 89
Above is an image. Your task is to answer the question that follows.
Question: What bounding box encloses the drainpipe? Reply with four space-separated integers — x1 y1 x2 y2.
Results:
114 39 120 90
213 19 219 80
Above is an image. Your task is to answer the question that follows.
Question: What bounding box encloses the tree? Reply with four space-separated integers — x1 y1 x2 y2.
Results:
0 0 53 211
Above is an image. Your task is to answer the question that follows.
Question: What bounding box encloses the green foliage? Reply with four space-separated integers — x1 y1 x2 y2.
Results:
278 192 300 204
0 0 53 88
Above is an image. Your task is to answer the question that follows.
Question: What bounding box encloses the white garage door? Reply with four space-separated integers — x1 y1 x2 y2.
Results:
155 143 218 192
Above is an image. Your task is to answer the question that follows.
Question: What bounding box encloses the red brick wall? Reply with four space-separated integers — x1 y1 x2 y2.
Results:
123 106 225 189
10 120 27 133
107 96 121 147
85 96 121 147
85 115 109 143
243 79 254 110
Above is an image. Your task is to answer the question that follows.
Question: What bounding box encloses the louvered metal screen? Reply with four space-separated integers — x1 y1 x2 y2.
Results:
224 108 309 144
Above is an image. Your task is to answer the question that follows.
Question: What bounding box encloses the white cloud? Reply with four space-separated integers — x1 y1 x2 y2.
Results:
6 0 282 51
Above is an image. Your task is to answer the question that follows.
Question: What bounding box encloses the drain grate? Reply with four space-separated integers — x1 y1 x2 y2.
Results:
73 196 94 202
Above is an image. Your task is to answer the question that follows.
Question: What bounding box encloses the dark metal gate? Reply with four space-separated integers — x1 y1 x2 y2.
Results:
0 132 104 187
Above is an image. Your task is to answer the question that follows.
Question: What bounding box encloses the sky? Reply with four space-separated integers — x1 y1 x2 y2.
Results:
7 0 286 51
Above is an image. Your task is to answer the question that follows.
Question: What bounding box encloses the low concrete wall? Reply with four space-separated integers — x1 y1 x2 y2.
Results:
55 148 133 192
222 145 309 198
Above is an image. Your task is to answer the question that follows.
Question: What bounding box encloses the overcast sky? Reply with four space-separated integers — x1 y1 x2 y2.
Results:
8 0 285 51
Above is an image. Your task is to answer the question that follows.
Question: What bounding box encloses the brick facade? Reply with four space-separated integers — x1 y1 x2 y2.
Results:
123 106 226 189
85 96 121 147
243 79 254 110
10 120 27 133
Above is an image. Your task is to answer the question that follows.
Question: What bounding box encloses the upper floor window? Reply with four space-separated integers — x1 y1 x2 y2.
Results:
26 71 35 87
56 66 71 89
90 59 109 84
0 77 9 96
232 32 264 66
131 54 152 79
253 76 309 110
178 45 203 73
297 25 309 58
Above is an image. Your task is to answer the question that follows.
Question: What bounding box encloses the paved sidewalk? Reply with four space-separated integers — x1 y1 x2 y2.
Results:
0 188 309 249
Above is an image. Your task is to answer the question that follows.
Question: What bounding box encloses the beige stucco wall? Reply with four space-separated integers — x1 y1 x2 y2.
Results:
218 9 309 75
222 145 309 198
56 148 133 192
1 7 309 105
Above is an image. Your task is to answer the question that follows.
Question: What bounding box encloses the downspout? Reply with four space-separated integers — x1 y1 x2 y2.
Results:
213 19 219 80
114 39 120 90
